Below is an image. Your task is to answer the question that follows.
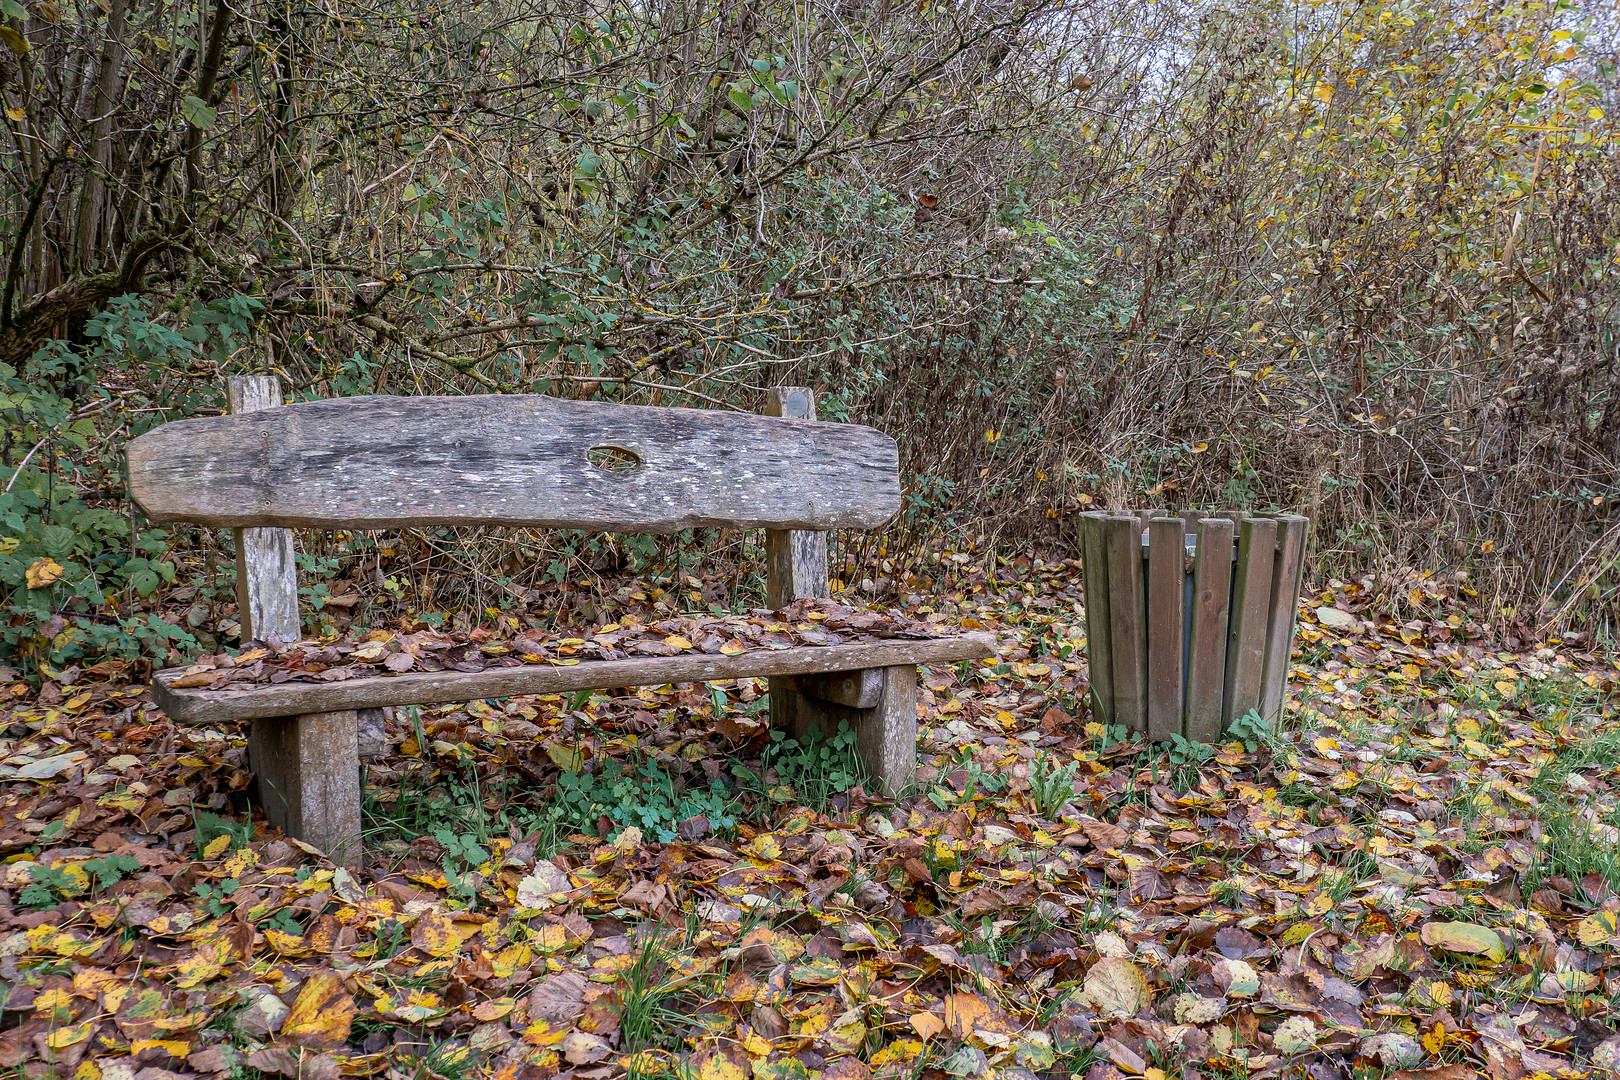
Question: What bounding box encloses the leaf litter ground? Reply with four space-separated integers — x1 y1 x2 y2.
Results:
4 557 1620 1080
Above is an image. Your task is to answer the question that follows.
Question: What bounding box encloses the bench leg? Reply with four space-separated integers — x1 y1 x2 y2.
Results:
770 665 919 797
249 710 362 867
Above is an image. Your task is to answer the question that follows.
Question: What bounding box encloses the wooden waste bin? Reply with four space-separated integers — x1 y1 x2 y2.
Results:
1077 510 1308 742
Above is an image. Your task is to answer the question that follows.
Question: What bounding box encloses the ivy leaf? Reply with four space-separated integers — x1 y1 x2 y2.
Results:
729 88 753 112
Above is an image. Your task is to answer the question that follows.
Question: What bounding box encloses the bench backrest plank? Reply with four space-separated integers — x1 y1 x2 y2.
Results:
127 392 900 533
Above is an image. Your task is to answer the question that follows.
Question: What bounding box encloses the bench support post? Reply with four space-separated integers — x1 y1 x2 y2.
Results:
249 710 362 867
760 387 917 795
225 376 300 645
783 665 917 796
226 376 361 865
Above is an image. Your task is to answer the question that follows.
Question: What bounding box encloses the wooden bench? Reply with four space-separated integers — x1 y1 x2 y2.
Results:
126 378 993 864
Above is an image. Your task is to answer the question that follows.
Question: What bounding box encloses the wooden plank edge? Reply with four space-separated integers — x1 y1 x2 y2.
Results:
154 635 998 724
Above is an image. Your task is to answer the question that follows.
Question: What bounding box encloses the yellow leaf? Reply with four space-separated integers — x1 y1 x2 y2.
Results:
4 106 23 122
202 833 232 860
870 1039 924 1069
281 971 355 1048
695 1049 749 1080
1420 921 1506 964
24 558 63 589
130 1039 192 1059
1576 910 1618 947
910 1011 945 1041
263 927 311 957
172 941 227 988
411 910 464 958
1085 956 1150 1018
45 1021 92 1049
1313 82 1334 102
664 635 693 650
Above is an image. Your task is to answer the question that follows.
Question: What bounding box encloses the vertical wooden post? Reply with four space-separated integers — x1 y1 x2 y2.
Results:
225 376 300 644
1104 514 1147 732
250 710 362 866
1185 517 1234 743
1146 516 1186 741
1077 513 1114 724
764 387 831 742
1259 515 1309 725
760 387 916 794
763 387 830 605
1222 517 1278 728
227 376 359 865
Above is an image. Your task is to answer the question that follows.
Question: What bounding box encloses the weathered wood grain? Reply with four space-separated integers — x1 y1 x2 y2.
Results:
1259 514 1309 724
763 386 831 604
1077 513 1114 723
154 635 996 724
1185 517 1234 742
784 667 885 708
760 387 835 746
226 377 300 643
250 709 361 867
1146 516 1186 741
1222 517 1277 727
1105 514 1147 731
858 665 919 796
127 394 901 532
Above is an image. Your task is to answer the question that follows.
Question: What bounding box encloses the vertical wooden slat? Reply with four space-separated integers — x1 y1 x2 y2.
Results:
1185 517 1234 742
763 387 831 604
1146 516 1186 741
251 709 362 867
1078 513 1115 724
1138 508 1165 531
1223 517 1278 728
226 376 300 643
1259 515 1309 725
762 387 835 745
1105 514 1147 732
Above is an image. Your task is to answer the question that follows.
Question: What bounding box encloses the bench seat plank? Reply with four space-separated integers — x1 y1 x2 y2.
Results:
127 394 901 533
154 634 996 724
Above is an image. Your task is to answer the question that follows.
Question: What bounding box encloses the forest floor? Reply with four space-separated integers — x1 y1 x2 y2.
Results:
3 557 1620 1080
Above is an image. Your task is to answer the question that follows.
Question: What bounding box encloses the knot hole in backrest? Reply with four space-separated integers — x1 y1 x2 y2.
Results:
586 444 642 477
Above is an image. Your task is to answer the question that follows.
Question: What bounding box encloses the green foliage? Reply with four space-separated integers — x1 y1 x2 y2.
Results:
1226 710 1271 754
19 864 75 909
194 878 239 918
733 721 865 812
194 809 254 855
0 293 268 678
1026 751 1081 818
561 756 739 843
21 853 141 908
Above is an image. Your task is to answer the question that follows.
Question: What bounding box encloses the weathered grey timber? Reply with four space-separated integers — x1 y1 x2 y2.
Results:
1184 517 1235 742
1145 516 1186 741
153 636 993 725
781 667 886 709
1079 509 1306 742
126 394 900 533
249 710 361 865
1104 514 1147 731
763 388 832 604
1076 513 1114 721
226 378 299 643
1259 515 1309 724
1222 517 1278 726
136 379 991 858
